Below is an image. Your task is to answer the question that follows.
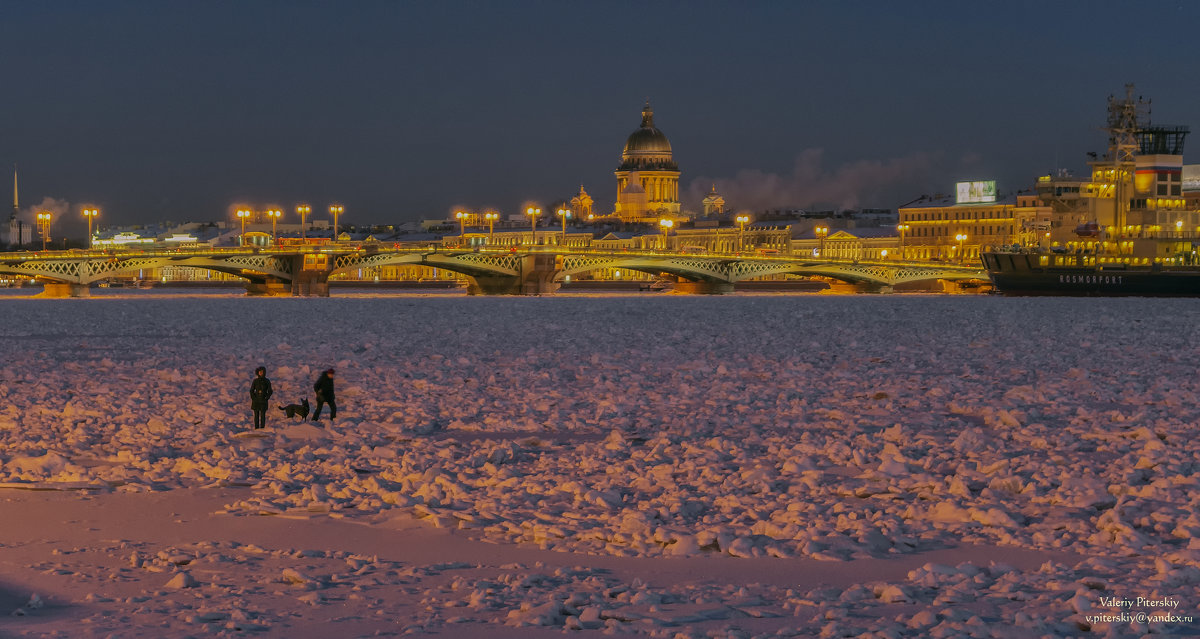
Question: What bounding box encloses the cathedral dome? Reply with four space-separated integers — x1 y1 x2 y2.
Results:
619 102 678 171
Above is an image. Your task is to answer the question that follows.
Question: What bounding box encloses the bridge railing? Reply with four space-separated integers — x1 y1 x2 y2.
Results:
1 243 985 271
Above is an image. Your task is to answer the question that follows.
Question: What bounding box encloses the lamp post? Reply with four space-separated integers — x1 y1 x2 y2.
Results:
955 233 968 263
266 208 282 243
455 210 468 241
484 211 498 245
735 214 750 253
897 223 909 260
329 204 344 241
557 208 571 246
236 209 251 246
526 207 541 245
296 204 311 239
658 218 674 250
82 208 99 249
815 225 829 257
36 211 51 250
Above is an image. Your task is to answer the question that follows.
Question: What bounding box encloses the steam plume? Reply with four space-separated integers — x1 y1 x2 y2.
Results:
686 149 941 212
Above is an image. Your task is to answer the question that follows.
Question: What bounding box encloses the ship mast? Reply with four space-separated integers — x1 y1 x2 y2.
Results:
1104 84 1149 235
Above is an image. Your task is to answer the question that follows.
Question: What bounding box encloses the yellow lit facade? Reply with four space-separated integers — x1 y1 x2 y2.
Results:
898 194 1051 262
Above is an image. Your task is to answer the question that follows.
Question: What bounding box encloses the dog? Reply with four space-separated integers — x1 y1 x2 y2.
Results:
278 398 310 420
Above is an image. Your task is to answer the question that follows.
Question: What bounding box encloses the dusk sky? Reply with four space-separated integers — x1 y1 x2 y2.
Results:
3 0 1199 233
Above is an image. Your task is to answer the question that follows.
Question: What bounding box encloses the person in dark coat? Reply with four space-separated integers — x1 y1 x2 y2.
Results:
312 368 336 422
249 366 273 429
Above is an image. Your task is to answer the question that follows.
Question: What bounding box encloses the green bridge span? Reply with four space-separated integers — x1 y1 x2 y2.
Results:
0 246 987 297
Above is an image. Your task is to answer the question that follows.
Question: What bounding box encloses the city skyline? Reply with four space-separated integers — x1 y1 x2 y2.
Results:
3 1 1200 234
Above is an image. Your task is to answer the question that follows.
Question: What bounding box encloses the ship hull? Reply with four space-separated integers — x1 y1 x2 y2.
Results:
983 252 1200 297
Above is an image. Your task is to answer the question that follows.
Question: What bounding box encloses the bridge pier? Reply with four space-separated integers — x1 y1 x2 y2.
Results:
37 282 90 298
245 278 292 297
823 281 894 294
467 254 560 295
673 279 735 295
856 282 894 294
290 271 330 297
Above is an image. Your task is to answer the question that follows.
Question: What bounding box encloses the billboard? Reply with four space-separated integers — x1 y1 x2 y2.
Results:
956 180 997 204
1183 165 1200 192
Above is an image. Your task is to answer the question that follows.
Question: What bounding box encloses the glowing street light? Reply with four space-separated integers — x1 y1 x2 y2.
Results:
955 233 968 263
815 225 829 257
658 218 674 250
526 207 541 245
296 204 311 239
36 211 51 251
82 207 99 249
897 223 910 260
329 204 344 241
735 214 750 251
236 209 251 245
455 210 469 238
557 208 571 246
484 210 499 244
266 208 282 242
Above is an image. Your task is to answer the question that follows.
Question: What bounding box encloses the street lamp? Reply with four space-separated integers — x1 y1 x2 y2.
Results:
484 210 499 244
455 210 468 239
329 204 344 241
526 207 541 245
36 211 51 250
955 233 968 263
897 223 910 260
735 214 750 252
266 208 282 243
658 218 674 250
557 208 571 246
82 208 99 249
236 209 251 245
296 204 311 239
815 225 829 257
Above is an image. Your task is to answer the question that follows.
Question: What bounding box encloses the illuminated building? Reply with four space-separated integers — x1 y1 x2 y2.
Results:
615 101 681 222
701 184 725 217
899 183 1051 262
570 185 594 220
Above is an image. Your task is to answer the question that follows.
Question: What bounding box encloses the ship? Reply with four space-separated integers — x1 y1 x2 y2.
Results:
983 249 1200 296
983 85 1200 296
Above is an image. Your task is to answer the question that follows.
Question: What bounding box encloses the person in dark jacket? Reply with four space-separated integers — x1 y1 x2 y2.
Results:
249 366 273 429
312 368 336 422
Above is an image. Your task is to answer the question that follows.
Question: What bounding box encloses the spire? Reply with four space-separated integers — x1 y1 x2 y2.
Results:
11 164 17 221
641 100 654 128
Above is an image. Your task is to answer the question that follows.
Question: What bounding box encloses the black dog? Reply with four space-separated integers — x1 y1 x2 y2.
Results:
278 398 310 420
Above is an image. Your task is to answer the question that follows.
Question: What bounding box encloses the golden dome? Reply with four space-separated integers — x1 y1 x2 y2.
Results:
619 102 678 171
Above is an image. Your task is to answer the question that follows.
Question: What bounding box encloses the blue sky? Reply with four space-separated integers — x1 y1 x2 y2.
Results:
2 1 1198 231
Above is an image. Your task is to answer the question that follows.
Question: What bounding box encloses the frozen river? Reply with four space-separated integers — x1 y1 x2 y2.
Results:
1 294 1199 637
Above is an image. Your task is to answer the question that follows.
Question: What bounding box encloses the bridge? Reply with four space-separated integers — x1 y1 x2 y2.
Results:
0 245 987 297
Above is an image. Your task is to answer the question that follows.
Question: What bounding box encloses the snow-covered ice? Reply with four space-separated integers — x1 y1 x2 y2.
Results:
1 293 1199 637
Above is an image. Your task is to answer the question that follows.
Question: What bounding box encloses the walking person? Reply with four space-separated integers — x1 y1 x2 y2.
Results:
312 368 336 422
249 366 273 430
